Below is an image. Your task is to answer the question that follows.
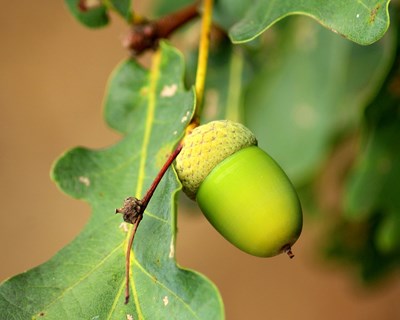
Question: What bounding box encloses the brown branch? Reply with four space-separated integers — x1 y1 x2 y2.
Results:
123 3 200 55
124 214 142 304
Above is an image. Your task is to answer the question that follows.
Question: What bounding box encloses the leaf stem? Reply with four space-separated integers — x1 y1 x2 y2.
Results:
192 0 214 125
116 143 183 304
124 214 142 304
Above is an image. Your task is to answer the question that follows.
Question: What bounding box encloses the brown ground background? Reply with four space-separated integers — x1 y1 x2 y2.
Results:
1 2 400 319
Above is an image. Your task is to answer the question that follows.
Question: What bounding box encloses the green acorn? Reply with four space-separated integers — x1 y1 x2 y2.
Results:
175 120 302 257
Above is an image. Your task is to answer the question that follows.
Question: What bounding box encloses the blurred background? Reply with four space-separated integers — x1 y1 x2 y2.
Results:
1 1 400 319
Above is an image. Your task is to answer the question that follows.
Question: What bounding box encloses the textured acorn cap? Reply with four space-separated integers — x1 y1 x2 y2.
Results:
175 120 257 199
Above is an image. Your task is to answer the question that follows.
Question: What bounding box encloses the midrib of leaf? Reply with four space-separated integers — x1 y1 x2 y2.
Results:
135 51 161 199
108 50 163 320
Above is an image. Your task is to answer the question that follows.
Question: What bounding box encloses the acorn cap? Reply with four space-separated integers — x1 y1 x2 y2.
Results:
175 120 257 199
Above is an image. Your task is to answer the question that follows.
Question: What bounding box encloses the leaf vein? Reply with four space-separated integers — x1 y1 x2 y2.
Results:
127 48 163 320
134 261 201 319
144 210 168 223
40 242 124 312
0 291 28 315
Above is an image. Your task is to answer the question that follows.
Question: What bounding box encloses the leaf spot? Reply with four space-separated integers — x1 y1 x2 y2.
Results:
181 111 191 123
169 240 175 258
356 13 360 18
163 295 169 306
173 130 178 135
161 84 178 97
126 314 134 320
79 0 102 11
369 4 381 23
78 176 90 187
119 222 129 233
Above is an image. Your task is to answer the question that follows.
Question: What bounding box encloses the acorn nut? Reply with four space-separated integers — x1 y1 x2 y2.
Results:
175 120 302 257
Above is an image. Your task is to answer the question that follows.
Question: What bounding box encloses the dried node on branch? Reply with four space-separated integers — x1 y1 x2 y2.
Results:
115 196 144 224
123 3 200 55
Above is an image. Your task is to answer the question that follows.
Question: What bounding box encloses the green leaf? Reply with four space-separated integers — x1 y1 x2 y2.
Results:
65 0 109 28
345 122 400 220
322 214 400 283
0 42 224 320
107 0 133 23
244 17 394 184
152 0 193 16
375 211 400 253
228 0 391 45
213 0 253 31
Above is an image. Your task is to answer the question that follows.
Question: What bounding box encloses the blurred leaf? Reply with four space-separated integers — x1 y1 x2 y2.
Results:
107 0 133 23
213 0 253 31
65 0 133 27
345 120 400 220
324 20 400 282
65 0 109 28
344 23 400 245
345 49 400 221
0 43 223 320
323 214 400 283
229 0 391 45
193 38 253 123
244 17 394 184
376 211 400 253
152 0 193 16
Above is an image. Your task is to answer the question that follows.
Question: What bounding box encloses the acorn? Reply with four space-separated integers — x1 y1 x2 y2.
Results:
175 120 302 257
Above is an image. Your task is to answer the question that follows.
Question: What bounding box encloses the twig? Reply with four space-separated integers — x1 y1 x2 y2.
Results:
116 144 183 303
124 214 142 304
192 0 214 125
